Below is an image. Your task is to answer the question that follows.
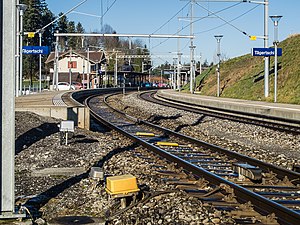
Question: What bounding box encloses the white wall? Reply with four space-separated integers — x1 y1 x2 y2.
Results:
58 55 91 74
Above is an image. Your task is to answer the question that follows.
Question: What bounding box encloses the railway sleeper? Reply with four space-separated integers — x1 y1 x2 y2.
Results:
229 202 279 225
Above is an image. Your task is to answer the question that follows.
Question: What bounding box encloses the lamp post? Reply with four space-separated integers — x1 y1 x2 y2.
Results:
214 35 223 97
264 0 269 98
17 3 27 96
173 57 177 90
38 30 44 92
177 52 182 92
270 15 282 103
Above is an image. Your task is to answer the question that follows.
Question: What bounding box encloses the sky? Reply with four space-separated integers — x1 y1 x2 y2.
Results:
46 0 300 66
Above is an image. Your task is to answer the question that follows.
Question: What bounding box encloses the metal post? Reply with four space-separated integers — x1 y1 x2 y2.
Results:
19 7 24 96
189 0 195 94
264 0 269 98
115 52 118 87
128 37 132 65
87 46 90 89
15 0 20 97
270 15 282 103
214 35 223 97
177 53 182 92
199 53 202 75
39 31 42 92
274 42 278 103
96 62 99 88
173 58 177 90
100 0 103 30
217 61 220 97
104 64 107 88
82 57 85 89
54 31 59 90
0 0 24 218
123 73 126 95
69 49 72 89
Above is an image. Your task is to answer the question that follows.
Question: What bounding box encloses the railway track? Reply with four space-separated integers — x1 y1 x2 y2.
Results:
139 90 300 134
86 92 300 225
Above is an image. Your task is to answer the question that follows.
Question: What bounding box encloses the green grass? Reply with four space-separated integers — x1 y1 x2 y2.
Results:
182 34 300 104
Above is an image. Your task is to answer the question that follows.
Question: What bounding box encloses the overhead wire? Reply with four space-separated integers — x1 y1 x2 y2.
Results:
151 2 242 51
195 4 260 34
150 1 189 60
70 1 117 25
195 1 254 36
151 2 190 35
102 0 117 18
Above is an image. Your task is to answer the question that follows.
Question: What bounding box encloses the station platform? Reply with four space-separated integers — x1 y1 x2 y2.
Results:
156 90 300 121
15 91 69 108
15 91 89 129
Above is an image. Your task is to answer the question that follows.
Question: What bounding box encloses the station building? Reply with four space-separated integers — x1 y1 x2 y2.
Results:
45 50 107 87
45 50 151 88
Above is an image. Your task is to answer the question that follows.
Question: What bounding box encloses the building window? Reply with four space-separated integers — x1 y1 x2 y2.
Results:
68 61 77 69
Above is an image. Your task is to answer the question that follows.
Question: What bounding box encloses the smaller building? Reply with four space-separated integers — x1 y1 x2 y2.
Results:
45 50 106 87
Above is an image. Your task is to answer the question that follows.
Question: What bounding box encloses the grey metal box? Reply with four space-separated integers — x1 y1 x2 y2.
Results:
59 120 75 132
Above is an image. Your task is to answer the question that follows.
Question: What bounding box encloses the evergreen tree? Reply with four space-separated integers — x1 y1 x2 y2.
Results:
21 0 55 82
76 22 85 49
56 13 68 51
67 21 76 49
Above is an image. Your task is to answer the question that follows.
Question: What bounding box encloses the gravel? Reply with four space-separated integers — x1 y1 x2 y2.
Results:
13 90 299 224
109 93 300 171
13 111 235 224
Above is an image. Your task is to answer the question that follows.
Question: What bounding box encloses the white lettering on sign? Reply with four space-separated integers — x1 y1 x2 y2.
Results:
22 49 44 54
254 50 275 56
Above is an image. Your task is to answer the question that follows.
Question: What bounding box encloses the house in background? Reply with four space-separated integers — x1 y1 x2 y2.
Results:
45 49 106 88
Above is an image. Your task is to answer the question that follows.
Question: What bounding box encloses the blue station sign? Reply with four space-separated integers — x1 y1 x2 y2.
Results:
252 48 282 57
23 46 50 55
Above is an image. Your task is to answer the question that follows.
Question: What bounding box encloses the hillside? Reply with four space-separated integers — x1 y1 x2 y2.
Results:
184 34 300 104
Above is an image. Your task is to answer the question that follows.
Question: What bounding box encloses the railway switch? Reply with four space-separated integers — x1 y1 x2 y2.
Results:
233 163 262 181
58 120 75 145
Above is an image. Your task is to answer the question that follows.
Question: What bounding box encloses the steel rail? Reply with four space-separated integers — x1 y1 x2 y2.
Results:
100 92 300 183
85 93 300 225
141 119 300 185
139 90 300 134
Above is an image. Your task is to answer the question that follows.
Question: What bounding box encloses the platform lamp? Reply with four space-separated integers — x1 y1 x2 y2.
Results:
270 15 282 103
214 35 223 97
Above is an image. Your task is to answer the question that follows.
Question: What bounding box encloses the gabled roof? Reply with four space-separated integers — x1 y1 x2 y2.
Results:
45 49 106 64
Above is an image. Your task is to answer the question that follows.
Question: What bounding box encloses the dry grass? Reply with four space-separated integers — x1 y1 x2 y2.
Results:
185 34 300 104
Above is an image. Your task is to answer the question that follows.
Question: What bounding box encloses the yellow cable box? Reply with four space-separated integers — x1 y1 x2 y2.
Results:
105 174 140 195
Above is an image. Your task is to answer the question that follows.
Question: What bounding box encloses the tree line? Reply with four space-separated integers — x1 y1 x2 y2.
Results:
21 0 152 82
21 0 86 82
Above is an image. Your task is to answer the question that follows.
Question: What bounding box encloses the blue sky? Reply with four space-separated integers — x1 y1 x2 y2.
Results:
46 0 300 66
